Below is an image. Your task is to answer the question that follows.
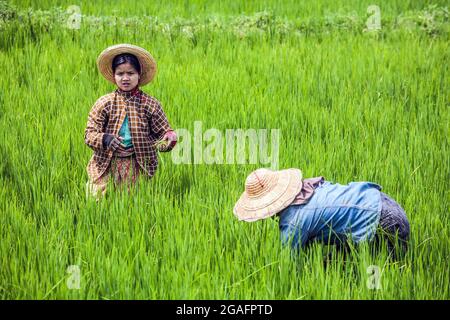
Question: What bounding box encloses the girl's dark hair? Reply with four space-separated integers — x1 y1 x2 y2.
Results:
112 53 141 74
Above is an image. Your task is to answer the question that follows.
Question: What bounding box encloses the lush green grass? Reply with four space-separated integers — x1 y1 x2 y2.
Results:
7 0 450 19
0 2 449 299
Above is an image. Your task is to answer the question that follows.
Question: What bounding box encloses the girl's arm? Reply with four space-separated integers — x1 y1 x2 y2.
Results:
84 98 109 152
149 101 172 141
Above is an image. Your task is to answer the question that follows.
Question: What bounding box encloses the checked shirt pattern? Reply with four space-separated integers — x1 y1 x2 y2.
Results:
85 88 172 182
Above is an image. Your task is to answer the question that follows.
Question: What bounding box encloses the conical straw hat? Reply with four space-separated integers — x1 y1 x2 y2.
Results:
97 44 157 86
234 168 302 222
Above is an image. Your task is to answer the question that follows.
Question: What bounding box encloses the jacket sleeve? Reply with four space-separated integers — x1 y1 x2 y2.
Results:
149 100 172 141
84 97 109 152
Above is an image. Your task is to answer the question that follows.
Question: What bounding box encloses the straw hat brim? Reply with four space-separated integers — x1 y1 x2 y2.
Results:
234 169 303 222
96 44 157 86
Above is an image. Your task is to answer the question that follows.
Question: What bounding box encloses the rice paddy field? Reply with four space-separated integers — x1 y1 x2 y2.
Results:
0 0 449 300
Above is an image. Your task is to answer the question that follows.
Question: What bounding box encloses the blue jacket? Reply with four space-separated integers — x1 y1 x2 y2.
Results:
278 181 382 249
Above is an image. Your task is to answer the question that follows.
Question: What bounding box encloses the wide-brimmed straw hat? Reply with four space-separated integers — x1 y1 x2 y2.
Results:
234 168 303 222
96 44 157 86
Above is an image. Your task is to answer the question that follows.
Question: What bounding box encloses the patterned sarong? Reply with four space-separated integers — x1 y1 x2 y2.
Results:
86 154 142 199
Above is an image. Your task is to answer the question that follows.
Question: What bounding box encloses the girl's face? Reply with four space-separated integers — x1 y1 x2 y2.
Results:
114 62 140 91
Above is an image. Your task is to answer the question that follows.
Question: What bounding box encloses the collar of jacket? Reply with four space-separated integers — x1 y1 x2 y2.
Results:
115 86 141 99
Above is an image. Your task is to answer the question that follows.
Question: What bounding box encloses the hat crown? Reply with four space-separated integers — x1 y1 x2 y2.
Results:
97 44 157 86
245 168 278 198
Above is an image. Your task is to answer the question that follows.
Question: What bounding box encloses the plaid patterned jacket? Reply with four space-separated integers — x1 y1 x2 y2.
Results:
85 87 172 182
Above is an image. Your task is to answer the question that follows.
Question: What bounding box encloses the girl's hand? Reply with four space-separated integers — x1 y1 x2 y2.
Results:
158 130 177 152
103 134 126 151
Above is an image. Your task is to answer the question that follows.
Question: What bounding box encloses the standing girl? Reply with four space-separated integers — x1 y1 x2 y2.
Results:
85 44 177 198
